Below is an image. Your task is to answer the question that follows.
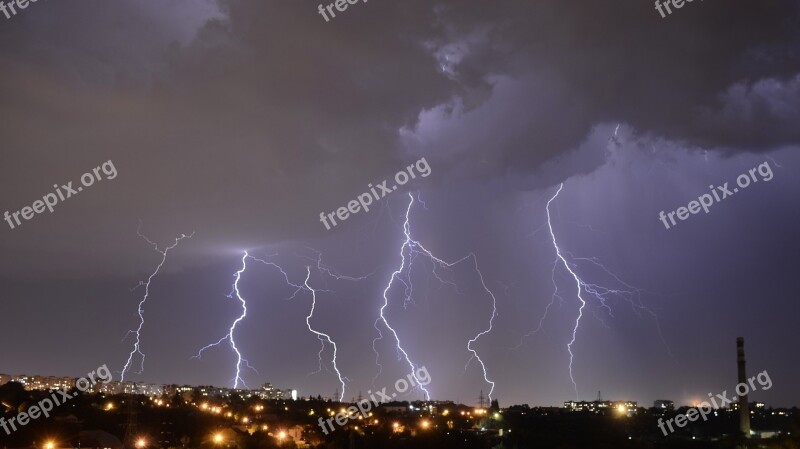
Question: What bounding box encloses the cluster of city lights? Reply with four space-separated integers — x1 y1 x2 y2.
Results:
198 401 285 441
151 398 169 407
93 394 507 445
199 402 226 415
43 437 149 449
212 429 283 445
459 408 490 417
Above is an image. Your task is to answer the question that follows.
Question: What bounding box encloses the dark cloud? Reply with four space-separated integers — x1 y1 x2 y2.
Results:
2 0 798 277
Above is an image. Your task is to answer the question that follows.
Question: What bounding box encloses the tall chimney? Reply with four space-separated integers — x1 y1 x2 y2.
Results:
737 337 751 437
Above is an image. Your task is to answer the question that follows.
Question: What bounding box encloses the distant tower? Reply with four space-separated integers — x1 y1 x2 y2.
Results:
478 390 486 408
737 337 751 437
123 390 138 449
596 391 603 402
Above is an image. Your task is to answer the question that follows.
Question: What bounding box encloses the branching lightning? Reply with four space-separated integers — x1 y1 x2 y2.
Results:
299 248 373 393
121 224 193 382
509 260 565 350
194 249 363 397
304 267 347 401
248 253 307 302
542 182 670 400
464 259 498 400
373 193 498 400
304 247 374 283
194 251 257 389
546 183 586 399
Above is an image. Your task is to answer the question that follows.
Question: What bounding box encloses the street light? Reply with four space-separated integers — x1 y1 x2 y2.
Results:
44 441 55 449
135 438 147 449
212 433 224 445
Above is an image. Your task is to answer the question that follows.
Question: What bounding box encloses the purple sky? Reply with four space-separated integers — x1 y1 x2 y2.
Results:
0 0 799 407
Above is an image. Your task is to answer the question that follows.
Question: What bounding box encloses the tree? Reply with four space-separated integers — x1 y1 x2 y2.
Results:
0 381 28 409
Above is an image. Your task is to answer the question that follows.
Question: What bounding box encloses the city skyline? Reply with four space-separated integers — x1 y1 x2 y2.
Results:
0 334 788 409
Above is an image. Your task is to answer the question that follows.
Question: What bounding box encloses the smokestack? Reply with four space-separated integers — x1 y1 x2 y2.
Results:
737 337 751 437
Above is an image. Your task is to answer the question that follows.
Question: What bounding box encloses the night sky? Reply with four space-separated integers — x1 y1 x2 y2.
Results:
1 0 799 408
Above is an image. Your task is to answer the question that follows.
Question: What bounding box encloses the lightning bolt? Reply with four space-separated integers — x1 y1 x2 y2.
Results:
544 182 670 399
464 259 498 400
373 193 497 400
194 251 257 389
194 249 362 395
546 183 586 399
765 155 783 168
301 248 371 382
303 266 347 401
510 260 565 350
121 224 193 382
301 247 374 284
